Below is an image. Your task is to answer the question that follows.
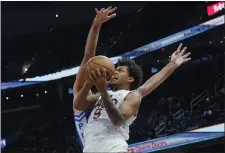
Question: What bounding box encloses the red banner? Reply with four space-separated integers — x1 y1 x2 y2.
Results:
207 2 224 16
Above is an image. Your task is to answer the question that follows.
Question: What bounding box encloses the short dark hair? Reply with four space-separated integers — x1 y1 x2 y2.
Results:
115 58 143 90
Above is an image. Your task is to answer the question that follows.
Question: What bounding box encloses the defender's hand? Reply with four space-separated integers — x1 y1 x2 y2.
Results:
94 6 117 25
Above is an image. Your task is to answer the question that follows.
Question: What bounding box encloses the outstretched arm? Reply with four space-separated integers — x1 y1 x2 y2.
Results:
138 43 191 97
73 7 117 111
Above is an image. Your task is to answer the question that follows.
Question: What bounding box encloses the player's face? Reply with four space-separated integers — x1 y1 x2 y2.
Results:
110 66 132 85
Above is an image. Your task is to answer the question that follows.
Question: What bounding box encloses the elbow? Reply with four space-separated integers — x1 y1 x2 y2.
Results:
73 102 80 111
73 99 84 112
112 116 125 127
73 103 80 110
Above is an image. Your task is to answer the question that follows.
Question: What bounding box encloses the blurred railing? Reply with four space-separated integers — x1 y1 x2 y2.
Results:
174 109 184 120
155 122 165 136
190 90 209 112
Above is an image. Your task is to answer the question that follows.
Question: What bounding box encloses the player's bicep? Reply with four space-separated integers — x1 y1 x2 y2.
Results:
137 80 157 98
137 85 149 98
119 91 142 121
73 92 99 111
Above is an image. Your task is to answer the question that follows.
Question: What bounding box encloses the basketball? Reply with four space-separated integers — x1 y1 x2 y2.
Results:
86 55 115 81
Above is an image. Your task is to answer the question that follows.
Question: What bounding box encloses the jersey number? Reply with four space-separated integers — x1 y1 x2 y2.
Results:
93 108 102 119
93 98 118 120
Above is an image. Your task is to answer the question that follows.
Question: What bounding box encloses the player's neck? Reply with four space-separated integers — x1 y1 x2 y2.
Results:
113 84 130 91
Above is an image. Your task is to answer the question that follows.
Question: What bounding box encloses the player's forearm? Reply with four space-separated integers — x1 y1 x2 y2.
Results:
73 20 102 96
100 90 125 126
73 81 92 110
84 19 102 58
140 61 178 97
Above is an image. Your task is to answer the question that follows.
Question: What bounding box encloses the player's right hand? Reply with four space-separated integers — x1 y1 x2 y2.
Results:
89 68 109 93
94 6 117 25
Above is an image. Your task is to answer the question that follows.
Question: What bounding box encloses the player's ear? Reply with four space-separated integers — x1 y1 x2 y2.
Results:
128 77 134 83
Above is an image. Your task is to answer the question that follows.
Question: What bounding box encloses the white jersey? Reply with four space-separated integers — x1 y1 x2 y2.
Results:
83 89 136 144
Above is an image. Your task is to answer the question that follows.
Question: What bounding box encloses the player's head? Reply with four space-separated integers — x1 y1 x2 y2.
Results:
111 58 143 90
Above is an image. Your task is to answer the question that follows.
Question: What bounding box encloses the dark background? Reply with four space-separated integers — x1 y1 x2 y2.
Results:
2 1 224 81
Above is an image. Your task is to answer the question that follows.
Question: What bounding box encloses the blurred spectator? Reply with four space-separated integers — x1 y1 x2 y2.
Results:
191 93 196 99
177 96 188 111
169 99 181 118
219 88 225 95
211 101 221 119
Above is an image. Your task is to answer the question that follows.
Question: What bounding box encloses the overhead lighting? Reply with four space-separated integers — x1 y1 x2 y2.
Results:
209 41 212 44
55 14 58 18
221 41 223 43
6 97 9 100
21 95 23 98
45 91 47 94
22 61 32 74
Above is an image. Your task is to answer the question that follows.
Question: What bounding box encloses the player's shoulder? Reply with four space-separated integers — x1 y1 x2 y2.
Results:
126 90 142 100
123 90 142 106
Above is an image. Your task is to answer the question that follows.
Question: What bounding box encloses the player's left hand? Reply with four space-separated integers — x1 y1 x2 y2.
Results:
170 43 191 67
90 68 109 93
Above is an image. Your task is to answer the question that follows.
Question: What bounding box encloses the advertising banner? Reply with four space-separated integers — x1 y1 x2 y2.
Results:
128 123 224 153
207 2 224 16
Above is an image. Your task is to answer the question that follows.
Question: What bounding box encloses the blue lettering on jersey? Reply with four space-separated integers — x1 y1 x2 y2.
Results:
74 109 92 149
79 122 83 129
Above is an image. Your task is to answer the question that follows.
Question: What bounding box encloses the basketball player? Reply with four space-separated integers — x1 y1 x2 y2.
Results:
73 6 117 149
74 41 191 152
